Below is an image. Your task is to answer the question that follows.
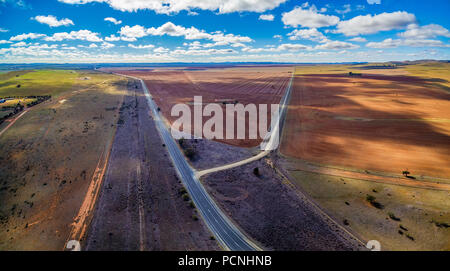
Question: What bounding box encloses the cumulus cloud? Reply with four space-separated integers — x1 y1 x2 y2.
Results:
273 34 282 40
45 30 103 42
282 6 339 28
242 43 311 53
314 40 359 50
105 34 121 41
58 0 288 14
0 40 12 44
101 42 115 49
259 14 274 21
278 43 310 51
119 22 253 46
366 38 447 48
0 28 9 33
10 33 46 41
11 41 29 47
154 47 169 53
348 37 367 42
104 17 122 25
288 28 328 42
128 44 155 49
335 11 416 36
33 15 74 27
171 48 235 56
398 24 450 39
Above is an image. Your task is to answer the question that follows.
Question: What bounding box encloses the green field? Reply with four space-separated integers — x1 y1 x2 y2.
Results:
0 70 80 98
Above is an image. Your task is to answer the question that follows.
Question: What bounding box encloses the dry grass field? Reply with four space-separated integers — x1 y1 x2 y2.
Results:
0 70 127 250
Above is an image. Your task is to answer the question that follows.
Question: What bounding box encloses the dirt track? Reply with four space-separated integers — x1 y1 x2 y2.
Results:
84 79 218 251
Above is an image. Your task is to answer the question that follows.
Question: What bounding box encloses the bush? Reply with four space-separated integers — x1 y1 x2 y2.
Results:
388 212 401 221
178 187 187 195
178 137 185 147
366 194 384 209
184 147 196 159
182 194 190 201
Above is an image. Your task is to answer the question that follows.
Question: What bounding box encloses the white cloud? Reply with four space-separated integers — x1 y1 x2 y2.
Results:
33 15 74 27
242 43 311 53
10 33 46 41
335 4 351 15
105 34 121 41
288 28 328 42
282 6 340 28
171 48 236 56
11 41 29 47
335 11 416 36
119 25 147 39
278 43 310 51
45 30 103 42
259 14 274 21
367 0 381 4
104 17 122 25
0 40 12 44
101 42 115 49
58 0 288 14
0 28 9 33
273 34 282 40
128 44 155 49
398 24 450 39
154 47 169 53
315 40 359 50
366 38 447 48
119 22 253 46
348 37 367 42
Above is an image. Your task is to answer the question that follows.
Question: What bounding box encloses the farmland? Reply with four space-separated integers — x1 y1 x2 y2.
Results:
0 70 127 250
280 63 450 250
114 66 292 147
281 64 450 178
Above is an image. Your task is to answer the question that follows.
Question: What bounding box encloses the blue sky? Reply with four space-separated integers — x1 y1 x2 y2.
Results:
0 0 449 63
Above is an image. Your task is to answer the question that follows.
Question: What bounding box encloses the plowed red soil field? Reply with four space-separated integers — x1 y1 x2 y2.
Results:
281 72 450 178
116 67 292 147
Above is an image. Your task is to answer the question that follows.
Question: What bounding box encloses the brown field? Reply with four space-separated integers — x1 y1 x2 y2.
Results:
281 67 450 178
113 66 292 147
280 63 450 251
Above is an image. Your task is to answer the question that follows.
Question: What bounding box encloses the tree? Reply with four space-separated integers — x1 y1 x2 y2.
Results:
402 170 410 177
253 167 260 176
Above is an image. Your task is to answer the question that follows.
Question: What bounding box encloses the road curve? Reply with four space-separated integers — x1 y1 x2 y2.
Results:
196 72 294 178
114 73 261 251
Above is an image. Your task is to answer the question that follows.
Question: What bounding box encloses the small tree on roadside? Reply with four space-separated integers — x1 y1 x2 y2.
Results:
253 167 260 176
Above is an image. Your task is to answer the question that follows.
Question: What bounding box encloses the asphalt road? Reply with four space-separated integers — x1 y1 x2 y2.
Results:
116 72 293 251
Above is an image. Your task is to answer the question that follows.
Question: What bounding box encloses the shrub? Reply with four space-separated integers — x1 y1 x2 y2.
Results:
182 194 190 201
366 194 384 209
388 212 401 221
184 147 196 159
